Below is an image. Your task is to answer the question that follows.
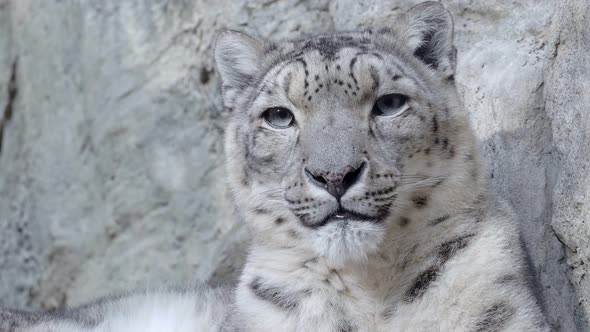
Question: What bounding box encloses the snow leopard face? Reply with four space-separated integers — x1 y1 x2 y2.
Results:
216 3 469 266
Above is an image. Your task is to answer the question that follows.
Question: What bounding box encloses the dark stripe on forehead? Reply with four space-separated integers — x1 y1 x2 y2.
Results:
253 57 310 106
349 50 430 95
292 33 371 60
256 59 297 97
369 65 380 91
249 38 431 112
349 56 359 88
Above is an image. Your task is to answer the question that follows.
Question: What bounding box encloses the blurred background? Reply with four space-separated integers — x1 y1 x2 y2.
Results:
0 0 588 330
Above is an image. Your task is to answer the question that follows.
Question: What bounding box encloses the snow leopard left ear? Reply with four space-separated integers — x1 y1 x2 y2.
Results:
215 30 266 109
403 2 456 79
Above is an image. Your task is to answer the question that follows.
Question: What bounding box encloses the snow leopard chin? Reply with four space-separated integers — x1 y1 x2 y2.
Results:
311 219 385 267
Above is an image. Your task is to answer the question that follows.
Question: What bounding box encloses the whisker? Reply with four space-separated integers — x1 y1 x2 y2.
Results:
397 176 449 189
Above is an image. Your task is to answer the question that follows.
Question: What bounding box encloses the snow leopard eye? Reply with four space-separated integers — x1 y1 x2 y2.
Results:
372 94 409 117
263 107 294 129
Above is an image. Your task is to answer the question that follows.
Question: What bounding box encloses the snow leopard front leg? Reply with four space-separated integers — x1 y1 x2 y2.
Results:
1 286 231 332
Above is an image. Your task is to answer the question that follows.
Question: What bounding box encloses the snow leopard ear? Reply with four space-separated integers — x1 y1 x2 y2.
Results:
403 2 456 78
215 30 266 108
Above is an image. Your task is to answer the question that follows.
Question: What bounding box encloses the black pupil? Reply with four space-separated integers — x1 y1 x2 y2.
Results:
374 94 407 116
383 97 394 107
273 109 289 121
266 107 292 127
384 95 402 108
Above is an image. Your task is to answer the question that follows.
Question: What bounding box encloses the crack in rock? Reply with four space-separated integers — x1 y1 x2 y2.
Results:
0 59 17 155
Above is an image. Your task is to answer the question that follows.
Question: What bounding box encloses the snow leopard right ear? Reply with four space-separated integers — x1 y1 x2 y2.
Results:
402 2 456 79
215 30 266 109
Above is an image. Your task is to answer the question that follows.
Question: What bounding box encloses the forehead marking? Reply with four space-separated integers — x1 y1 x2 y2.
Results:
254 44 431 111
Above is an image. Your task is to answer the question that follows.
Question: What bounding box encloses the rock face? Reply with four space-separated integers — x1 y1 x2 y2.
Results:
0 0 588 330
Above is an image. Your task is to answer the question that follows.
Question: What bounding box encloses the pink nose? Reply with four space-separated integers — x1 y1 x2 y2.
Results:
305 163 365 199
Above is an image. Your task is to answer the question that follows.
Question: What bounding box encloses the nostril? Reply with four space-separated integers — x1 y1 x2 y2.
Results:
305 169 327 186
342 162 366 190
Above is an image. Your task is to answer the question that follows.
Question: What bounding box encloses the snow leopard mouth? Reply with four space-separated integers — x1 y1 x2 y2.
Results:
318 208 381 228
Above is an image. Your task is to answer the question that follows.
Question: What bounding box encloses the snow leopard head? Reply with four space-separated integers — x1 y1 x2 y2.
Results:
216 2 473 266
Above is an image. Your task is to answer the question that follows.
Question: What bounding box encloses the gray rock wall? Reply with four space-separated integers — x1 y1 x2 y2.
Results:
0 0 588 330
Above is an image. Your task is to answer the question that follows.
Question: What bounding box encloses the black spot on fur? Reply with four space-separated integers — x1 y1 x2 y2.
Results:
448 145 455 159
370 52 383 59
474 302 516 332
404 266 439 302
412 196 428 209
253 207 271 215
249 277 308 310
438 234 475 264
442 138 449 149
430 215 450 226
288 229 300 239
392 74 401 81
275 217 286 225
399 217 411 227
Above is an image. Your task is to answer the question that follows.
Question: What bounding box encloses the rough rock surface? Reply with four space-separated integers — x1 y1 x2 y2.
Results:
544 0 590 328
0 0 588 330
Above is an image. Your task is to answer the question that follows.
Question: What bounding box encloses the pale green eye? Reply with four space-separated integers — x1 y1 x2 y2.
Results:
263 107 294 129
372 94 409 116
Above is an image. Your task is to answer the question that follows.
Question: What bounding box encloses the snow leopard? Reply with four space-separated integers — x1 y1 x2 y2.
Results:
218 2 550 331
1 2 549 331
